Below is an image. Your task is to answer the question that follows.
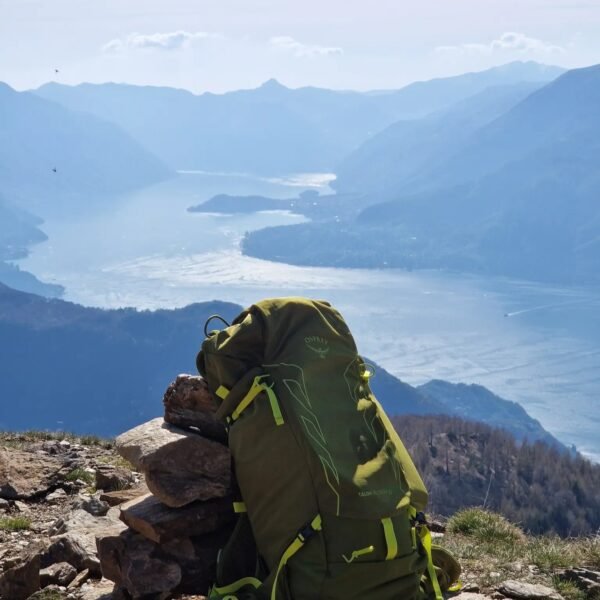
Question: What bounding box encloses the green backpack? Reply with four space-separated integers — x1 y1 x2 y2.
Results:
197 297 458 600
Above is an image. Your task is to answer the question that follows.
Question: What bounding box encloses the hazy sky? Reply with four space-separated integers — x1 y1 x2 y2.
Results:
2 0 600 93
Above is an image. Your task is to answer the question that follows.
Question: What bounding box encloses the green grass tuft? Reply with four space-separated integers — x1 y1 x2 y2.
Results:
0 516 31 531
579 535 600 569
29 590 66 600
65 467 94 484
526 535 576 571
447 508 524 545
440 508 600 599
553 578 588 600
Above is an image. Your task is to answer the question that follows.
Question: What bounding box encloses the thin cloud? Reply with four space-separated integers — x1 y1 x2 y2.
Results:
269 36 343 58
103 31 220 53
436 32 565 56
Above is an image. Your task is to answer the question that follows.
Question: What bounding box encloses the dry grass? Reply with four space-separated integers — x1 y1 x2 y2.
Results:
96 453 134 470
0 430 113 449
440 508 600 600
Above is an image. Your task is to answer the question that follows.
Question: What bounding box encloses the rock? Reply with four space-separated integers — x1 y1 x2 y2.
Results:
116 418 230 507
44 508 126 575
47 488 69 503
13 499 30 512
99 483 149 507
94 464 135 493
43 533 101 575
62 481 82 494
40 441 60 455
119 492 234 543
557 567 600 596
0 544 41 600
451 594 492 600
163 374 226 442
40 561 78 586
0 498 9 510
28 584 67 599
427 517 446 533
75 578 115 599
498 580 563 600
0 448 69 499
67 568 91 589
503 561 524 574
72 493 110 517
100 532 181 598
97 525 231 597
110 586 133 600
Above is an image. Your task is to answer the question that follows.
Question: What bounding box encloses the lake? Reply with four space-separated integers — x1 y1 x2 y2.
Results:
18 172 600 461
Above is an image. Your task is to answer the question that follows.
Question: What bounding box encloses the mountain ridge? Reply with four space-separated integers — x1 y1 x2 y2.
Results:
0 82 171 217
0 283 565 452
243 63 600 284
33 61 563 176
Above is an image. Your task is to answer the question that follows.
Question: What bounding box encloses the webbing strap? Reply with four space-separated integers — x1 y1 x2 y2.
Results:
381 517 398 560
216 385 230 400
209 575 261 598
419 525 443 600
231 379 263 421
270 515 322 600
263 384 284 425
231 375 284 426
409 507 443 600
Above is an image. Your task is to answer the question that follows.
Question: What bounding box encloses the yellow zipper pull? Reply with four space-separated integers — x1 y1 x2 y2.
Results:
342 545 375 564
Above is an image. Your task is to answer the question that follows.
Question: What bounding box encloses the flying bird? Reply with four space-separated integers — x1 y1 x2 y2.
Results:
54 68 59 74
52 168 57 173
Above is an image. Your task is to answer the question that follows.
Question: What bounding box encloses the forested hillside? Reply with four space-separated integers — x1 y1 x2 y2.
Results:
394 415 600 536
244 64 600 284
0 283 240 434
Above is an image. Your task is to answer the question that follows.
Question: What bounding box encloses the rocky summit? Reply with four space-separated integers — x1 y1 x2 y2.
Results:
0 374 598 599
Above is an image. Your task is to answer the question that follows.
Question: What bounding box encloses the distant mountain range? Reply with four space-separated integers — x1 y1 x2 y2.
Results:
0 61 569 295
243 64 600 284
0 283 564 450
0 82 170 217
34 61 563 176
333 81 545 197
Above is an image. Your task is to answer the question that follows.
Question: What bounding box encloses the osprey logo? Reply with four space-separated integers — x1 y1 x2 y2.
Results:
305 335 329 359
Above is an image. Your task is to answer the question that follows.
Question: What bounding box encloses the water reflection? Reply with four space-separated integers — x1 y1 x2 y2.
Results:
18 173 600 461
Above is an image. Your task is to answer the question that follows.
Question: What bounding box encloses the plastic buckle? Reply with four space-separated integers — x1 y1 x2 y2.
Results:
415 511 428 525
298 521 317 542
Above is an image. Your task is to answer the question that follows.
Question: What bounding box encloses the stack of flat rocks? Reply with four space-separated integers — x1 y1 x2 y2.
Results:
97 375 234 599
